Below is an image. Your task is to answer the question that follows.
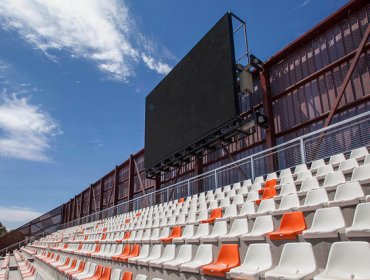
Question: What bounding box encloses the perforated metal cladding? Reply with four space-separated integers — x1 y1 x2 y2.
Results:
145 13 238 169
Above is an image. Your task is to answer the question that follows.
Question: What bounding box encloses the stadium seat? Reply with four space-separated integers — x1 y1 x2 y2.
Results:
242 179 252 188
279 168 292 178
350 147 369 161
245 191 259 203
201 220 228 242
201 244 240 277
296 188 329 212
219 218 249 242
119 244 140 262
295 170 312 184
266 172 278 181
302 207 345 238
345 203 370 237
217 204 237 221
329 153 346 168
278 182 297 197
180 244 213 273
85 264 103 280
310 159 326 173
314 242 370 280
149 244 176 268
255 186 276 205
201 208 222 223
186 223 210 243
338 158 359 174
128 245 150 264
328 181 365 207
121 271 133 280
298 177 320 194
241 215 274 240
364 154 370 165
236 201 256 219
160 226 181 243
74 262 96 279
322 171 346 191
162 244 193 270
137 245 162 266
279 174 294 186
172 225 194 243
250 198 275 217
351 165 370 184
134 275 147 280
316 164 334 180
273 193 300 215
229 243 273 280
268 212 306 240
265 243 317 280
111 244 130 261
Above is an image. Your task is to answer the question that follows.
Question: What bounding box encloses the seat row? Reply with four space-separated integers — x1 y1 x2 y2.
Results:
14 250 43 280
0 254 9 280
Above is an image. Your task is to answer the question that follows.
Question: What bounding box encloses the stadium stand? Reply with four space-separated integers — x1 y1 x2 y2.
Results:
10 145 369 279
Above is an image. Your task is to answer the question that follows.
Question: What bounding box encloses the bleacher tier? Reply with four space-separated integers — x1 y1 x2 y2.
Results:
13 146 370 279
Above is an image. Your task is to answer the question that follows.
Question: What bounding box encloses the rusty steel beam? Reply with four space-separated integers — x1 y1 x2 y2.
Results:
260 70 276 147
133 157 150 207
323 24 370 127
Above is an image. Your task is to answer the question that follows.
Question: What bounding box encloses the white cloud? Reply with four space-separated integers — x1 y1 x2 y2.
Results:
0 0 172 80
0 206 42 230
0 91 60 161
300 0 312 7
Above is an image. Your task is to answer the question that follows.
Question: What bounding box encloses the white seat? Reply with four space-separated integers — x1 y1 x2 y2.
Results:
208 200 218 210
233 182 242 190
149 244 176 268
364 154 370 165
217 204 237 221
250 198 275 218
238 186 249 196
273 194 300 215
110 269 121 280
314 241 370 280
245 191 259 202
236 202 256 219
328 181 365 207
242 179 252 188
316 165 334 180
279 174 294 185
254 176 264 184
134 275 147 280
329 153 346 168
296 188 328 212
180 244 213 273
266 172 278 181
201 220 228 242
186 223 210 243
250 183 262 192
229 243 273 280
173 225 194 243
295 170 312 184
137 244 162 266
322 171 346 191
141 229 151 243
302 207 345 238
278 182 297 197
231 194 244 206
350 147 369 161
265 242 317 280
241 215 274 240
223 185 231 193
298 177 320 194
162 244 193 270
195 210 208 223
128 244 150 264
279 168 292 178
310 159 326 173
184 212 197 225
153 227 170 243
219 197 230 208
345 202 370 237
338 158 359 174
351 165 370 184
75 262 96 280
219 218 249 242
294 163 308 175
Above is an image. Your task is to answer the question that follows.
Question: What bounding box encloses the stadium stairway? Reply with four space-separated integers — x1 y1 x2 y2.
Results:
16 146 370 279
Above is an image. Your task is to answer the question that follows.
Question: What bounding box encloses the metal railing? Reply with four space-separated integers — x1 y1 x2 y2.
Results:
62 111 370 229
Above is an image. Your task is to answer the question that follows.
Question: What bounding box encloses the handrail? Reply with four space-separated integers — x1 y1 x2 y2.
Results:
63 110 370 227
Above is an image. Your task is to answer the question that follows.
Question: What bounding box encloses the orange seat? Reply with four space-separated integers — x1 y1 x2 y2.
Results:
201 208 222 224
268 211 306 240
160 226 182 243
112 244 131 261
256 186 276 205
87 244 100 256
178 197 185 203
100 233 107 241
68 261 85 276
99 266 111 280
59 259 76 272
119 244 140 262
121 271 133 280
136 212 141 217
125 218 130 224
102 227 107 232
201 244 240 277
116 231 131 243
85 264 103 280
258 179 277 194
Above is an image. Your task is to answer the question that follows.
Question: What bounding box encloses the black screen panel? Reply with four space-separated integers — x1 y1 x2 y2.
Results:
145 13 238 169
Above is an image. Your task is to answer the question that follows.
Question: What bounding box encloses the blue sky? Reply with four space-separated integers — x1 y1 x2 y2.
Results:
0 0 348 229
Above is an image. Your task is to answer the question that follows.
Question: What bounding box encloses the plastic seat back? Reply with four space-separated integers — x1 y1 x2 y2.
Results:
351 165 370 182
216 244 240 267
110 268 121 280
299 177 319 192
350 147 369 160
99 267 111 280
280 212 306 231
